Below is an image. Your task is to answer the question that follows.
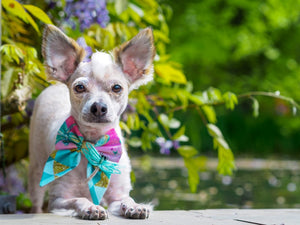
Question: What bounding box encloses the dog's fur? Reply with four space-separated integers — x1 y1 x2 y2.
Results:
28 24 155 220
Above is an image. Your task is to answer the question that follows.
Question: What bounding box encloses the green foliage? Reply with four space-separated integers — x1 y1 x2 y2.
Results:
1 0 52 166
166 0 300 157
1 0 300 195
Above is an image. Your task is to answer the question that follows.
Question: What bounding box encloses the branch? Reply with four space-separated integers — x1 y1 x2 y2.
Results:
237 91 300 109
166 91 300 114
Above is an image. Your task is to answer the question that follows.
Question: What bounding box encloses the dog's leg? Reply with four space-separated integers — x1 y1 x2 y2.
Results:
28 162 46 213
50 197 108 220
105 151 151 219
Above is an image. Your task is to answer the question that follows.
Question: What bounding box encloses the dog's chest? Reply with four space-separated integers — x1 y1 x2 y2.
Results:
54 156 92 199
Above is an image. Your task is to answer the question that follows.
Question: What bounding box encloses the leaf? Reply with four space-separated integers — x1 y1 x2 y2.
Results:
129 3 144 17
172 126 185 140
158 113 169 130
153 30 170 44
168 118 181 129
2 0 28 22
119 121 131 135
223 92 238 110
207 87 223 102
2 0 40 33
177 145 198 158
215 137 230 150
206 123 223 138
189 93 204 105
126 113 140 130
155 63 187 84
293 106 297 116
183 156 206 193
1 44 24 64
184 157 199 193
23 5 53 25
1 68 14 98
128 5 141 24
115 0 128 15
127 136 142 148
251 97 259 118
202 106 217 123
158 114 180 129
217 147 236 175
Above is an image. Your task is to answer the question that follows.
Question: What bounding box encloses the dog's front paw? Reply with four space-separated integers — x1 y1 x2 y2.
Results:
120 202 150 219
77 204 108 220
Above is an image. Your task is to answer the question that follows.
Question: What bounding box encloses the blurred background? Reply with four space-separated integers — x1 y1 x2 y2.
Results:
166 0 300 157
1 0 300 213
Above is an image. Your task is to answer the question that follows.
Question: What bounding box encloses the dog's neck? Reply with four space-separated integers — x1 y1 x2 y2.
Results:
73 116 120 143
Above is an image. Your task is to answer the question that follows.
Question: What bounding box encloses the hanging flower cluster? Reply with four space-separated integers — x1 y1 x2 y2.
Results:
65 0 110 31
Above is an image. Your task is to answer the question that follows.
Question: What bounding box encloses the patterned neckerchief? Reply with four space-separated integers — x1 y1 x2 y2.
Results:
39 116 122 205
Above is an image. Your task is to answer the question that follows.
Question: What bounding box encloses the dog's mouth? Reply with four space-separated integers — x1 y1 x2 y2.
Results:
82 115 112 124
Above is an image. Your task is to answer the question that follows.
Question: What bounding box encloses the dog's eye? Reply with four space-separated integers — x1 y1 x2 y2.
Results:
112 84 122 93
74 84 86 93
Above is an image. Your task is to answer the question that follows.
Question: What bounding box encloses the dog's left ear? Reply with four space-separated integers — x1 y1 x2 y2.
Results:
113 28 156 90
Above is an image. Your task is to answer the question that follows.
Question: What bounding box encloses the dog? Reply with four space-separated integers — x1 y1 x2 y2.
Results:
28 24 155 220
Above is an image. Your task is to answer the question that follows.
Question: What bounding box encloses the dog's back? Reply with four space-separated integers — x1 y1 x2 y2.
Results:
28 83 70 212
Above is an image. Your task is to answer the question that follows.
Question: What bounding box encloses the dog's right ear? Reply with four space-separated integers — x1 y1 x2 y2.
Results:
42 24 85 82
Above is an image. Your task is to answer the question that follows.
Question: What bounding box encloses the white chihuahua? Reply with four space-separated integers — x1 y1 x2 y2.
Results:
28 24 155 220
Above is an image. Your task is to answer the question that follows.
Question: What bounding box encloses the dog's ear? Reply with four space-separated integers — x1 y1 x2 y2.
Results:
42 24 85 82
113 28 156 90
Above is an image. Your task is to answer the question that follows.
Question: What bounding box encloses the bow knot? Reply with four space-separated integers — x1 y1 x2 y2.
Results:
40 116 122 205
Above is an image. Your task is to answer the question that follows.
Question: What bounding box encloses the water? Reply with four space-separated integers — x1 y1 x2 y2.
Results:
131 165 300 210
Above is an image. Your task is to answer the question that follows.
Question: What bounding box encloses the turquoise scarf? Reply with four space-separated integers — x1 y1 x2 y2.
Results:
39 116 122 205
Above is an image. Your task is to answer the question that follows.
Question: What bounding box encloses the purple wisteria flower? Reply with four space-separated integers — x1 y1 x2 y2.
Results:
65 0 110 31
156 137 180 155
77 37 93 62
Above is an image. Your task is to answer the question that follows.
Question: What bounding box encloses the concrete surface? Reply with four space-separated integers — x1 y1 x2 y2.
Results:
0 209 299 225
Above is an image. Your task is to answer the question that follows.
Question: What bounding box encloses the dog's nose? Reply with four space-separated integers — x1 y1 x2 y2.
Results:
90 102 107 117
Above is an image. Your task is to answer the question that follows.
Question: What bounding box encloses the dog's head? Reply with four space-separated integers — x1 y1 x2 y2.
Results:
42 25 155 127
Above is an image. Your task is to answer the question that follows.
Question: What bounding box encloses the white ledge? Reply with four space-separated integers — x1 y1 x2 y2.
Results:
1 209 299 225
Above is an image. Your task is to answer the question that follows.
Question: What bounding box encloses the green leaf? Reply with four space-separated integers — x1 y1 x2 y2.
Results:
127 136 142 148
202 106 217 123
2 0 40 33
126 113 140 130
206 123 223 138
177 145 198 158
207 87 223 102
168 118 181 129
158 113 169 130
119 121 131 135
183 156 206 193
0 44 24 64
158 114 180 130
251 97 259 118
23 5 53 25
155 63 187 84
115 0 128 15
1 68 14 98
189 94 204 105
172 126 185 140
217 147 236 175
215 137 230 150
223 92 238 110
184 157 199 193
